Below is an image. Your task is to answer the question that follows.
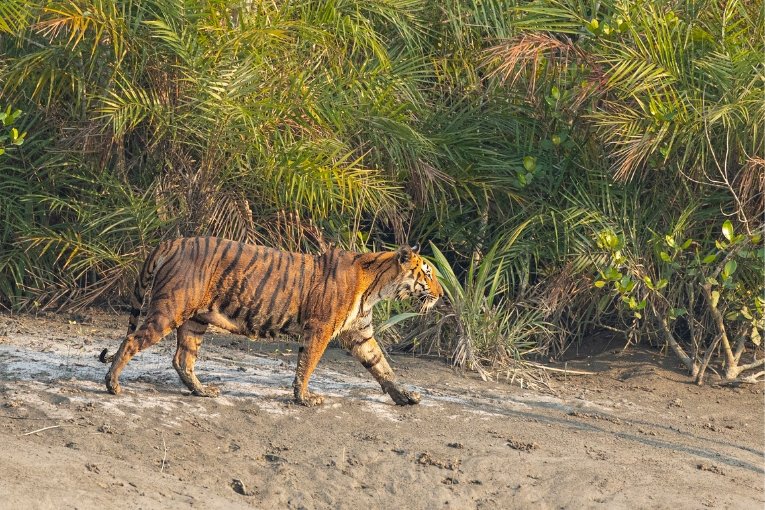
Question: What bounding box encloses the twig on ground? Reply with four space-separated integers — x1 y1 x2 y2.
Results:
524 362 597 376
21 424 62 436
160 432 168 473
715 371 765 386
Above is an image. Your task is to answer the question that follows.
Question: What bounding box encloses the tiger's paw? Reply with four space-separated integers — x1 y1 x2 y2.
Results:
105 377 122 395
295 392 325 407
192 385 221 398
385 384 421 406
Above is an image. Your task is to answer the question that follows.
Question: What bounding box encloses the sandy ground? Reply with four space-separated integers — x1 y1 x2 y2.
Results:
0 311 763 509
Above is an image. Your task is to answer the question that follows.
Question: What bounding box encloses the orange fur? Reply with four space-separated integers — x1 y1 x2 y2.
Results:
101 237 443 406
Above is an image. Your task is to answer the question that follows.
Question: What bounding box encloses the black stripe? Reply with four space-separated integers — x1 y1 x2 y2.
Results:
258 318 273 338
210 238 233 278
229 249 261 310
276 253 292 292
187 317 208 334
243 308 258 333
150 266 177 297
296 255 307 296
259 254 286 314
330 250 340 279
361 264 395 305
279 318 293 334
271 254 297 329
220 242 245 281
189 237 205 271
249 251 276 315
217 245 248 313
149 244 187 292
361 353 382 369
353 336 373 346
319 250 336 300
361 253 385 270
191 315 209 326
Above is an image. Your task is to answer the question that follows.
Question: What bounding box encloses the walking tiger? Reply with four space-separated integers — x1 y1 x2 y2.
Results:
99 237 443 406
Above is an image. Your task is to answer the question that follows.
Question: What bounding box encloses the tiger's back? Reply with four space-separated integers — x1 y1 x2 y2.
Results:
147 238 315 338
102 236 443 406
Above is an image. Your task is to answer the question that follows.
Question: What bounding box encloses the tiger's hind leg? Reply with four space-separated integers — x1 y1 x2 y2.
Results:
341 331 420 406
105 312 175 395
173 318 219 397
292 323 334 407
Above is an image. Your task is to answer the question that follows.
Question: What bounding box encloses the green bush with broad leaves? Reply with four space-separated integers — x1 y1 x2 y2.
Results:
0 106 25 156
595 219 764 382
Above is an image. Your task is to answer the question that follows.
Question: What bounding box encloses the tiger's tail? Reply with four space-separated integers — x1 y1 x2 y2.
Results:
99 244 164 364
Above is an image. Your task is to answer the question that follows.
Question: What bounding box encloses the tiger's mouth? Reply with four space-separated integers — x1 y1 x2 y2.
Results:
418 295 440 313
396 283 441 312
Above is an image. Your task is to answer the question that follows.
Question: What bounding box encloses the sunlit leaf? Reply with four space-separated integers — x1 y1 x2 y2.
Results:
722 220 734 241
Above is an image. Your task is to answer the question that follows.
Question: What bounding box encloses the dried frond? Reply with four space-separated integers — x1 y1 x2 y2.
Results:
259 210 328 253
482 33 591 94
407 159 454 207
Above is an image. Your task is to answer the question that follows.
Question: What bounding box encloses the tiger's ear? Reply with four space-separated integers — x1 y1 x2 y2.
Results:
411 243 420 254
396 245 414 264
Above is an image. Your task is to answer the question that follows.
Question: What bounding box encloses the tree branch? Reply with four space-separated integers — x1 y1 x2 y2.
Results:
654 302 698 377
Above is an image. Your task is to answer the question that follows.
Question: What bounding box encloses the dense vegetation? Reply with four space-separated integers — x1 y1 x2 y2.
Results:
0 0 762 383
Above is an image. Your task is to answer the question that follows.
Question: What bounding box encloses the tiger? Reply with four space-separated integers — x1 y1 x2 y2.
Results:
99 236 443 406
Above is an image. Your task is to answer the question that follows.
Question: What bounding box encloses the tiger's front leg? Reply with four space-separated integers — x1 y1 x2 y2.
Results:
341 331 421 406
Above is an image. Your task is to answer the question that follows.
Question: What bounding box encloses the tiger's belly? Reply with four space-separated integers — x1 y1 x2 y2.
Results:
195 307 302 339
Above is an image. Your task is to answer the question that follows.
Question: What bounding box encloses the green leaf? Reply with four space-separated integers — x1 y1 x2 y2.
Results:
660 251 671 262
751 327 761 346
551 86 560 100
643 275 654 289
634 311 642 319
377 312 421 334
724 259 738 277
702 254 716 264
715 240 727 250
594 280 606 288
711 290 720 308
552 134 561 146
722 220 734 241
605 267 621 280
681 239 693 250
523 156 537 173
672 308 687 317
665 235 676 248
656 278 668 290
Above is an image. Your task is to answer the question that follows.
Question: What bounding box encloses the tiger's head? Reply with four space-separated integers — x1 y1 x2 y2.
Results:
394 244 444 312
